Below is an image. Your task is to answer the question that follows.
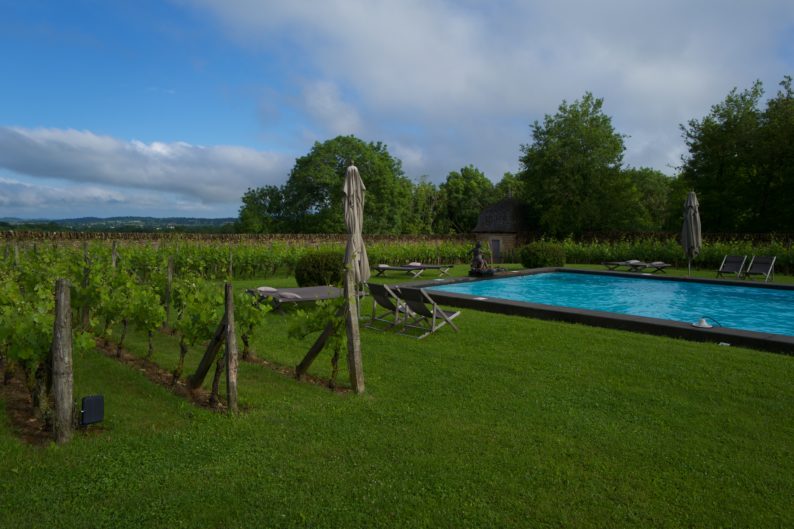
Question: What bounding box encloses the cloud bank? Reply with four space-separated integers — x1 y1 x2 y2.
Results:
186 0 794 177
0 126 290 216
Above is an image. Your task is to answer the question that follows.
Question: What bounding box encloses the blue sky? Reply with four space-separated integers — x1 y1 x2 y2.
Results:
1 0 793 219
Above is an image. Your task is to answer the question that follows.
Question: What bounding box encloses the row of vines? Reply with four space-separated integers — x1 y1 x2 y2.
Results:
0 237 473 421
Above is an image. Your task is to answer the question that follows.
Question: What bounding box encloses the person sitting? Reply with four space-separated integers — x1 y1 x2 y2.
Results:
468 241 489 271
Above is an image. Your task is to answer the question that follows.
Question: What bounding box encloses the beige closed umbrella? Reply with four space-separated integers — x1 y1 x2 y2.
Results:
681 191 702 277
342 163 367 393
343 164 370 284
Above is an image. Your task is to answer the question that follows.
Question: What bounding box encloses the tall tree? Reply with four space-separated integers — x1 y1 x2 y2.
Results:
403 176 440 234
495 172 524 199
622 167 673 231
437 165 497 233
757 76 794 232
238 135 413 234
679 82 764 232
236 185 285 233
518 92 639 236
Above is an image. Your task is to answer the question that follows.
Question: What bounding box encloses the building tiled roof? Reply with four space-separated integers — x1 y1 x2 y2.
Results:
473 198 530 233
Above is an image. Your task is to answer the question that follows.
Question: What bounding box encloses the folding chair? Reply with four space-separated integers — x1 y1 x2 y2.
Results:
397 288 460 339
365 283 408 329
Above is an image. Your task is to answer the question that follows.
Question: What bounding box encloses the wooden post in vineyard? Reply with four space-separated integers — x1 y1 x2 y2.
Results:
344 266 365 394
165 255 174 324
52 279 74 444
111 240 118 268
227 248 233 280
81 241 90 328
224 283 238 413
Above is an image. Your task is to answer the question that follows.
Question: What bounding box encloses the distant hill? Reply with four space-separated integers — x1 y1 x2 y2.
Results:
0 216 237 232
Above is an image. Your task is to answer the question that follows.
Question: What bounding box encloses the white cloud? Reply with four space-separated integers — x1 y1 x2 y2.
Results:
301 80 363 136
0 127 291 203
182 0 794 178
0 177 124 208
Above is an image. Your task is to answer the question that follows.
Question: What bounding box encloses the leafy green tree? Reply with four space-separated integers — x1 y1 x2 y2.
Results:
437 165 497 233
518 92 641 237
679 82 764 232
495 172 524 199
236 186 286 233
756 76 794 232
622 167 673 231
660 174 692 231
280 135 413 234
403 177 440 234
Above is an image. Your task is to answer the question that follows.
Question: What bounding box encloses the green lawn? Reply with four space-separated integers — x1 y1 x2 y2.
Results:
1 265 793 528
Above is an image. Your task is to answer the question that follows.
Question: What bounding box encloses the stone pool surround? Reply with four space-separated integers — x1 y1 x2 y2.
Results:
399 267 794 355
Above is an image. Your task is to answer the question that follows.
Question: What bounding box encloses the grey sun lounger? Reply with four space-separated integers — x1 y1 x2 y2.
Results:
374 263 452 278
643 261 671 273
743 255 776 282
716 255 747 279
603 260 670 273
397 288 460 339
249 285 343 313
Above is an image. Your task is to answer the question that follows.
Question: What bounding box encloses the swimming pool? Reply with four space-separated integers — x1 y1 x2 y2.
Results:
422 269 794 352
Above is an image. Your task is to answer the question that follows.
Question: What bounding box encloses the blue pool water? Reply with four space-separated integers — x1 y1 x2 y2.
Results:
429 272 794 337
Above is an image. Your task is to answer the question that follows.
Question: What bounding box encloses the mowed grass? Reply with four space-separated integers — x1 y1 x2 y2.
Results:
1 265 793 528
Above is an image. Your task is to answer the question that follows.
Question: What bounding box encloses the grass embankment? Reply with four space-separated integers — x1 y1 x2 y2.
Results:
1 265 793 528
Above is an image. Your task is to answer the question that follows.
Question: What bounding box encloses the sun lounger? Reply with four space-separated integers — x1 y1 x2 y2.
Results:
643 261 671 273
397 288 459 339
374 262 452 278
603 260 670 273
743 255 776 282
248 285 343 313
716 255 746 279
602 260 649 272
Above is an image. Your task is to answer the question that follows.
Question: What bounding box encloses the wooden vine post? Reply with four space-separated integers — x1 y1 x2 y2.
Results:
81 241 91 328
165 255 174 324
344 266 365 393
224 283 238 413
51 278 74 444
111 240 118 268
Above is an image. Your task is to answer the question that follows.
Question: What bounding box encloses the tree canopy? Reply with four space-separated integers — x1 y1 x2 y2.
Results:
679 77 794 232
436 165 497 233
237 136 414 234
517 92 648 236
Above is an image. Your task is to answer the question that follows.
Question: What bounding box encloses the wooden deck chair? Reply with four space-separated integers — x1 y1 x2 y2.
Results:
716 255 746 279
366 283 408 329
397 288 460 339
743 255 776 282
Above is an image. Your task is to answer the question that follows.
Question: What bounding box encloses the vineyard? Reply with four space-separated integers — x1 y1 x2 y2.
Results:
0 237 474 437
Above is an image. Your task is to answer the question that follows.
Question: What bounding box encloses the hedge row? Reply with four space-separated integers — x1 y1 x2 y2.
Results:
552 238 794 274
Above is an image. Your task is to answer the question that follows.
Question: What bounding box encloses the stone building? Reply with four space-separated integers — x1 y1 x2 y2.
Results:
472 198 531 263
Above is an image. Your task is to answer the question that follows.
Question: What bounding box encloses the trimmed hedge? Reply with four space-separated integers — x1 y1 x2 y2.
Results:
559 238 794 274
294 250 345 287
518 241 566 268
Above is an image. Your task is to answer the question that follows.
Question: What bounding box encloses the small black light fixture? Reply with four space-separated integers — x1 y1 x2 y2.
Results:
80 395 104 426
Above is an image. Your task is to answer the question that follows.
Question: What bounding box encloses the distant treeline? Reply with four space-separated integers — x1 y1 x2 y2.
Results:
238 77 794 238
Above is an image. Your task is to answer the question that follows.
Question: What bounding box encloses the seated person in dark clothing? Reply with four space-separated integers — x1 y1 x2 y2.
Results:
468 241 489 271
